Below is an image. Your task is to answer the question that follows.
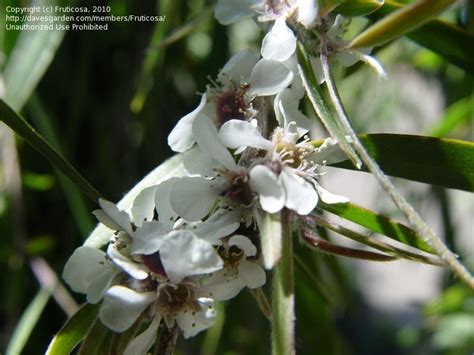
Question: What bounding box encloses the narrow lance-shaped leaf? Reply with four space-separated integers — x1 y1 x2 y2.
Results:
6 289 51 355
370 1 474 73
296 42 362 168
46 303 101 355
334 0 384 17
0 100 103 202
314 134 474 192
318 201 435 254
78 319 114 355
350 0 456 48
3 5 67 111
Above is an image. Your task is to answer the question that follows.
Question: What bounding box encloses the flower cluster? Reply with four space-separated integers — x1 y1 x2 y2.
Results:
60 3 376 353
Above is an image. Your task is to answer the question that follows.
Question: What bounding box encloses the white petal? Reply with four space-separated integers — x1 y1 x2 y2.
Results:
297 0 317 27
176 298 215 338
279 169 318 215
219 120 273 150
193 209 241 244
63 246 114 302
261 18 296 62
275 93 311 137
124 316 161 355
130 220 169 255
86 270 116 304
131 185 157 227
183 146 219 177
228 235 256 256
249 59 294 96
192 115 237 170
316 185 349 204
249 165 285 214
238 260 266 288
107 243 149 280
218 50 260 85
199 271 245 300
94 199 133 235
100 286 155 332
214 0 258 25
311 137 350 165
155 178 179 229
159 231 224 283
167 94 207 152
170 177 223 222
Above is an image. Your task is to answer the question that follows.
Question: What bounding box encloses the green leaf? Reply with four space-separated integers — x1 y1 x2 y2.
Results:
372 1 474 73
6 288 50 355
318 0 344 17
318 134 474 192
350 0 456 48
46 303 100 355
84 154 185 247
429 96 473 137
296 42 362 168
335 0 384 17
3 0 67 111
319 201 435 254
78 319 113 355
0 100 103 202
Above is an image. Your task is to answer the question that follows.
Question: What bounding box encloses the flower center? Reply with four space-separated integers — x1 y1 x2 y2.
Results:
217 245 244 274
215 87 250 127
223 171 256 207
156 283 200 315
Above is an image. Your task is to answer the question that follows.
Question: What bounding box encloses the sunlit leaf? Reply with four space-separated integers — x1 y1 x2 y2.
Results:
6 288 50 355
46 303 100 355
370 1 474 73
3 3 66 111
335 0 384 17
350 0 456 48
318 201 435 253
316 134 474 192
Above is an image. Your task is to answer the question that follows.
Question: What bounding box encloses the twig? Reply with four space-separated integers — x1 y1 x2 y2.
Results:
319 49 474 289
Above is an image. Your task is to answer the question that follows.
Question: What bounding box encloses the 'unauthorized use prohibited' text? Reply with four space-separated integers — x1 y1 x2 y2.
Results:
5 6 166 31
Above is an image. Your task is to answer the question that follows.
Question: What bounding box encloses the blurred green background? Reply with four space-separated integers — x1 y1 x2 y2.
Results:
0 0 473 354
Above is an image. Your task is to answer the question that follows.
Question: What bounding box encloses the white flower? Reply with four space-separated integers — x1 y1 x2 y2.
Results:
219 119 349 214
99 280 217 350
168 50 294 153
93 196 227 284
201 234 266 300
215 0 318 61
311 16 386 81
